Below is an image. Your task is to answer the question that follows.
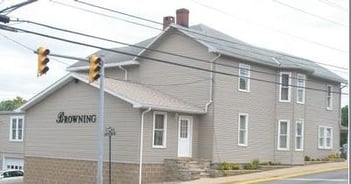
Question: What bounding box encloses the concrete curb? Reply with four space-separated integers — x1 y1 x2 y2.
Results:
179 161 347 184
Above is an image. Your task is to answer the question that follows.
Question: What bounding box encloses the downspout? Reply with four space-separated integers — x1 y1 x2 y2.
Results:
119 65 128 80
205 54 221 112
139 107 152 184
272 57 280 163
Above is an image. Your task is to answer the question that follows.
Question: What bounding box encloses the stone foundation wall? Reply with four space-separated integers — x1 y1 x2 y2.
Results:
24 157 165 184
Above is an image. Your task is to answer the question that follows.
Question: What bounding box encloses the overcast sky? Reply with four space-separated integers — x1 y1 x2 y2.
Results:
0 0 349 106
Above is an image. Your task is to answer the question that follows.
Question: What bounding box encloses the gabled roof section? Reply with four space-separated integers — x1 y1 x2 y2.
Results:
66 38 154 71
17 73 205 114
174 24 346 83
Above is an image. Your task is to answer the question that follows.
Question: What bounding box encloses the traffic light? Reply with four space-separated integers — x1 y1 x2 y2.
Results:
37 47 50 77
88 55 101 83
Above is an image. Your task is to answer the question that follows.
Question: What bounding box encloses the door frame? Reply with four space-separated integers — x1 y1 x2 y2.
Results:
177 115 193 157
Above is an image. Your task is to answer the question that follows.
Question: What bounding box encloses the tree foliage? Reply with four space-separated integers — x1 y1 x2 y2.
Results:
0 96 26 111
342 105 348 127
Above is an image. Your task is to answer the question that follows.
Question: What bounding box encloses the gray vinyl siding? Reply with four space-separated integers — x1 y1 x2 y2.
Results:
24 80 141 163
304 78 340 159
141 111 199 163
0 113 24 156
198 108 214 160
136 30 213 108
212 56 276 163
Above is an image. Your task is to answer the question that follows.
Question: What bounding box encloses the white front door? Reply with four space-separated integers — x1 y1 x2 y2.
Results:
178 116 193 157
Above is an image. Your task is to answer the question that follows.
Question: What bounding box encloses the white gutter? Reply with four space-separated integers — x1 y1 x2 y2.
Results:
118 65 128 80
139 107 152 184
205 54 221 112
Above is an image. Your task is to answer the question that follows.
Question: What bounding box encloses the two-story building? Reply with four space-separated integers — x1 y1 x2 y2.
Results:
3 8 346 184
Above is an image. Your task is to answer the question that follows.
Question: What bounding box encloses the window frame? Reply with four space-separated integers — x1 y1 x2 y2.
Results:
9 116 24 142
152 111 167 148
296 73 306 104
238 64 250 92
238 113 248 147
295 120 304 151
277 120 290 151
279 72 291 102
318 126 333 150
326 85 333 110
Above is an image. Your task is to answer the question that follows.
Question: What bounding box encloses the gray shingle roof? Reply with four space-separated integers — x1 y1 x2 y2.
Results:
177 24 346 83
67 23 346 83
67 37 154 69
18 74 205 114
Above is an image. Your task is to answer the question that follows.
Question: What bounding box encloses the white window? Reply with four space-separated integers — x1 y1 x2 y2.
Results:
10 116 24 141
238 113 248 146
296 74 305 104
295 120 304 151
278 120 290 150
280 72 291 102
327 85 333 110
318 126 333 149
238 64 250 92
152 112 167 148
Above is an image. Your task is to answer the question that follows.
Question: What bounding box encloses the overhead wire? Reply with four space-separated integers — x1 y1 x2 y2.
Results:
0 24 347 95
0 31 70 66
13 19 347 84
62 0 349 71
272 0 348 27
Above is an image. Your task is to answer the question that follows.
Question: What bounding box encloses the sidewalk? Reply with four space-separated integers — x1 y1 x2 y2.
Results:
180 161 347 184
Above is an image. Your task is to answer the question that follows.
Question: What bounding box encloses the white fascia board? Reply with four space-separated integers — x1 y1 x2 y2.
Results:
137 104 206 114
133 27 170 60
66 60 139 72
16 74 74 112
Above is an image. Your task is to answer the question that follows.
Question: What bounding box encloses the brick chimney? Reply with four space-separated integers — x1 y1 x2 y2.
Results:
163 16 175 30
176 8 189 28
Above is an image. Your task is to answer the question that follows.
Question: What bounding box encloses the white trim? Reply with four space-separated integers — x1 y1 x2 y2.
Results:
238 113 248 147
295 120 304 151
152 111 167 148
238 64 250 92
66 60 139 72
296 73 306 104
279 72 291 102
277 120 290 151
326 85 333 110
318 126 333 150
9 116 24 142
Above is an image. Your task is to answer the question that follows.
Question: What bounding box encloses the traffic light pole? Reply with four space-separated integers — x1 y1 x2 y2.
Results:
97 59 104 184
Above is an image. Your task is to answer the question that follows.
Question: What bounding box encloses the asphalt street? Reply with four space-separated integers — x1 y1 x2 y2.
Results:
259 169 348 184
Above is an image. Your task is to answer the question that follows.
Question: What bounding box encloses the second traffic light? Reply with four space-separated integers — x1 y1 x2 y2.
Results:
88 55 101 83
37 47 50 77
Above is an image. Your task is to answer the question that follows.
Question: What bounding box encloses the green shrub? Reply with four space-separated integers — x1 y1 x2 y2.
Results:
327 153 340 161
218 162 240 170
304 156 311 161
244 159 259 170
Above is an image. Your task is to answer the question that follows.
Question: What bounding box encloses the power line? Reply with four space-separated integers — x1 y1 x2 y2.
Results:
272 0 348 27
191 0 347 53
14 19 346 83
72 0 348 55
0 24 346 95
50 1 160 31
0 32 70 66
318 0 348 11
54 0 348 71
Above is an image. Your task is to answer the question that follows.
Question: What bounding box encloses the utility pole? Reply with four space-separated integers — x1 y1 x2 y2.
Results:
97 58 105 184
